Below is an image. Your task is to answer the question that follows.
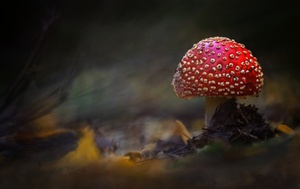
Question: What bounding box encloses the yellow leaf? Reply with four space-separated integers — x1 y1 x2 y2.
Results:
277 124 296 135
54 126 101 168
175 120 192 143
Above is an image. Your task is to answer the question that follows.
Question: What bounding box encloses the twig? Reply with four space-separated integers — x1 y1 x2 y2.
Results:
0 11 60 114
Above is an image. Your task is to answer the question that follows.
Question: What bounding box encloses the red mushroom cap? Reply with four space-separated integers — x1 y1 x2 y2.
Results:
172 36 264 99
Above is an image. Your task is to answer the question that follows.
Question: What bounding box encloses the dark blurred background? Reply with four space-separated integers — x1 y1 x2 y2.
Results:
1 0 300 135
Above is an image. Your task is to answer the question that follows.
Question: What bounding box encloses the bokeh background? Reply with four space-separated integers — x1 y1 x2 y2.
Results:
1 0 300 188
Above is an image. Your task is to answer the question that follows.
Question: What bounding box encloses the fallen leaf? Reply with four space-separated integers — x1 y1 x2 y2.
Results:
276 124 296 135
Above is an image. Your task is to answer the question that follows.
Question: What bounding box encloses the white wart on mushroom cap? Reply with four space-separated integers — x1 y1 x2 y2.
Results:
172 36 264 99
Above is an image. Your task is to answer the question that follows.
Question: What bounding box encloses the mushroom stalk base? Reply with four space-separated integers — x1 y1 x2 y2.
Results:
205 97 229 128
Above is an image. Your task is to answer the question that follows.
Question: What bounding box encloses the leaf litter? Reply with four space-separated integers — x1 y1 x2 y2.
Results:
125 98 295 162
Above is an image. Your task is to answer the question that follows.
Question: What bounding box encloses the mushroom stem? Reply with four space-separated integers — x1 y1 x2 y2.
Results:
205 96 228 128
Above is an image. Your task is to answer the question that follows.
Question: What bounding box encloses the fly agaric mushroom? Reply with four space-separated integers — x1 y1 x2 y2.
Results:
172 36 264 127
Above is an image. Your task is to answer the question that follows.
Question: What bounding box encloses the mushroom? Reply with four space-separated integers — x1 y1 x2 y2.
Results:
172 36 264 127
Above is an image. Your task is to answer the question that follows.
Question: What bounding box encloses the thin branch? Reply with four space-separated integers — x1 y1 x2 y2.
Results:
0 11 60 115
